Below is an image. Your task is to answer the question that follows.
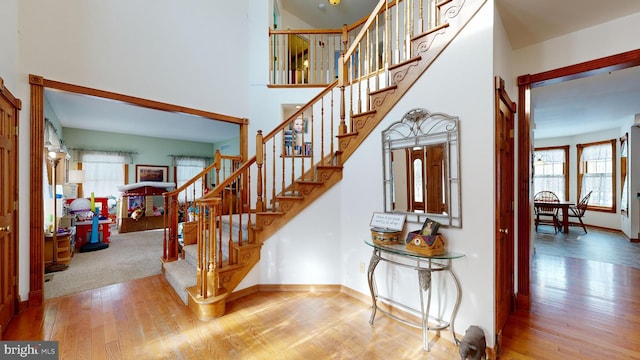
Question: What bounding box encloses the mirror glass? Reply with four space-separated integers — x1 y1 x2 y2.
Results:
382 108 461 227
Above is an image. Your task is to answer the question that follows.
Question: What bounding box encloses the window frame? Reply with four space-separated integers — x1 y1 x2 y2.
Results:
533 145 569 201
78 151 129 199
576 139 616 213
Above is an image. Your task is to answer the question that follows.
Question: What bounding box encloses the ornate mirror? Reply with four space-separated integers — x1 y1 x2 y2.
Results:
382 108 461 227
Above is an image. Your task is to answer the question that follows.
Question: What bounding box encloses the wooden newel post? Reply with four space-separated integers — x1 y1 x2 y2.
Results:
164 194 179 261
214 149 221 185
255 130 264 212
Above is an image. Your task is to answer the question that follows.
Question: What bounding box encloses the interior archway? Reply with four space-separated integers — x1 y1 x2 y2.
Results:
28 75 248 304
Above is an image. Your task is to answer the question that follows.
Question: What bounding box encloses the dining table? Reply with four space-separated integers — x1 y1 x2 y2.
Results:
534 200 575 233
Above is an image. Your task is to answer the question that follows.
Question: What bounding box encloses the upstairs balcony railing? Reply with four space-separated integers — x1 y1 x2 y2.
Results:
269 0 440 88
165 0 456 302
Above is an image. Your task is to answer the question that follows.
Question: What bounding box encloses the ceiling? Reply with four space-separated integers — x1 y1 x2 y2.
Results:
495 0 640 139
45 89 240 144
278 0 378 29
45 0 640 142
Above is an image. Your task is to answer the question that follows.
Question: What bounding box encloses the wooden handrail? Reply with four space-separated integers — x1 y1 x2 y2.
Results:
343 0 388 61
168 0 464 310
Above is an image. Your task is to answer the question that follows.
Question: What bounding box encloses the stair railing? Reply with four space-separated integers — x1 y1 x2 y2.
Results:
173 0 453 300
162 150 244 262
194 197 222 299
269 0 441 87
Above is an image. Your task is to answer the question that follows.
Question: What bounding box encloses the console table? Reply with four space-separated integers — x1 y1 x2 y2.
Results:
364 239 464 351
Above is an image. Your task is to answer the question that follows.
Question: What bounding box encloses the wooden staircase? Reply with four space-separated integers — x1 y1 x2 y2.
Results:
162 0 487 320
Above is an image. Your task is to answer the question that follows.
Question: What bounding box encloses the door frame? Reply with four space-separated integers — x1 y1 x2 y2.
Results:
0 76 21 334
494 76 516 350
516 49 640 310
27 75 249 304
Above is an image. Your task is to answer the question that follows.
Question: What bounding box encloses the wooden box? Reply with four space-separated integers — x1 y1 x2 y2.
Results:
405 231 446 256
370 228 403 245
370 212 406 246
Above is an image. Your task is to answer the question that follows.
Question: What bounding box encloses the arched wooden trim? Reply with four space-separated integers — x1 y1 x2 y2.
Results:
516 48 640 312
28 74 247 304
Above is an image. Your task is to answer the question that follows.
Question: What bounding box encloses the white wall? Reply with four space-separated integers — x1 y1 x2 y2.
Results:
0 0 19 89
247 3 498 346
15 0 251 301
512 11 640 76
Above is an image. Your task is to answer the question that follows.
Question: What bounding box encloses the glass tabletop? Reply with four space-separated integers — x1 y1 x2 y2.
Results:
364 238 465 260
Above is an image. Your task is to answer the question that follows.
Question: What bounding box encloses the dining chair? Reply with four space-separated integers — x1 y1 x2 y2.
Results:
534 191 561 233
567 191 592 233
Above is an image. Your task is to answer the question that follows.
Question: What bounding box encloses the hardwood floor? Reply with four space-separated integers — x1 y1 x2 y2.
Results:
4 227 640 359
3 277 460 359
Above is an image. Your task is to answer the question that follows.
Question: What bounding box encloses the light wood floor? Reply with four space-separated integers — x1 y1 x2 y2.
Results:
4 228 640 359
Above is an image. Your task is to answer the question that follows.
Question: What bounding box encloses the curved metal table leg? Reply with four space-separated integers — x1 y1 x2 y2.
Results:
447 264 463 345
367 249 381 325
418 268 432 351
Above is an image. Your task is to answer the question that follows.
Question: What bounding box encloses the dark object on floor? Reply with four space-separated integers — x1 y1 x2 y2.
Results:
45 263 68 273
80 211 109 252
80 241 109 252
459 325 486 360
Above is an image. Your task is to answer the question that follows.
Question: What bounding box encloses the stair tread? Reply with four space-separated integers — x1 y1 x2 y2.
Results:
163 259 197 304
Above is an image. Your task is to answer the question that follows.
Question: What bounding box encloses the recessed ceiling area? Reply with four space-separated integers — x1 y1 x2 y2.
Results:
279 0 377 29
45 89 240 144
531 66 640 139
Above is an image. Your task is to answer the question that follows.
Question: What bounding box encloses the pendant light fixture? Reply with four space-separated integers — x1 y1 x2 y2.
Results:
328 0 340 5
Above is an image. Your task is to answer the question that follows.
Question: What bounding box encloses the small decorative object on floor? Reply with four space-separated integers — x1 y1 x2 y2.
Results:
459 325 486 360
369 212 406 245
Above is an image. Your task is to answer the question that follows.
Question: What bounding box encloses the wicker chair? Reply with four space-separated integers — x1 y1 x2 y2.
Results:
534 191 561 233
567 191 592 233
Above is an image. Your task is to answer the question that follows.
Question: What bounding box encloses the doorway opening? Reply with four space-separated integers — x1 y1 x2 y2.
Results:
516 49 640 310
28 75 247 303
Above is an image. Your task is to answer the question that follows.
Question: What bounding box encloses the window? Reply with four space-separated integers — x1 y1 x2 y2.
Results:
577 139 616 212
533 146 569 201
80 151 128 198
175 156 210 202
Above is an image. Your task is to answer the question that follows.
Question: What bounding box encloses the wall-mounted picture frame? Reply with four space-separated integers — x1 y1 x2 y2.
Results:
283 118 311 157
288 117 309 135
136 165 169 182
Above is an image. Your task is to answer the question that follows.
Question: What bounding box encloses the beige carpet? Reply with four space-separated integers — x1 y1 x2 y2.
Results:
44 228 164 300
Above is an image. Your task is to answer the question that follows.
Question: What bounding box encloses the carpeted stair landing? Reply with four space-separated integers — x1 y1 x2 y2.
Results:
164 214 251 305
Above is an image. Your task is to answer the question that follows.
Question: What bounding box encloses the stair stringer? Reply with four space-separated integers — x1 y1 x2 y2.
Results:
171 0 487 319
338 0 487 163
253 164 343 243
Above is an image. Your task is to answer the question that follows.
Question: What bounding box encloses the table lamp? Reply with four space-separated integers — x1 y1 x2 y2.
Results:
66 169 85 199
